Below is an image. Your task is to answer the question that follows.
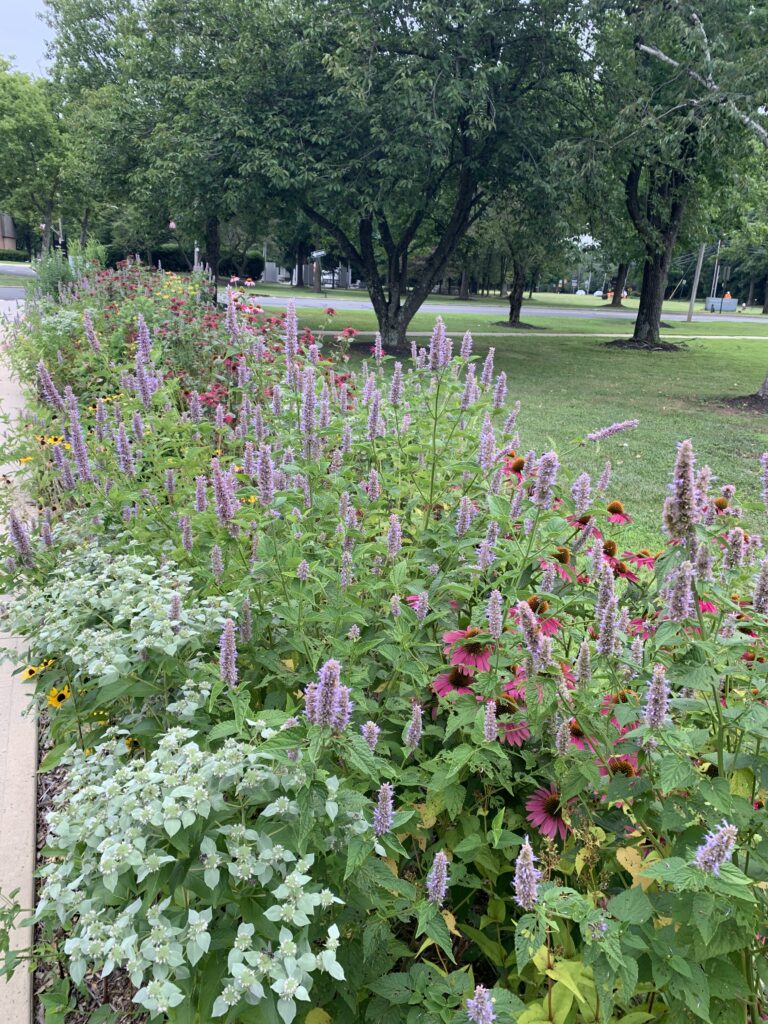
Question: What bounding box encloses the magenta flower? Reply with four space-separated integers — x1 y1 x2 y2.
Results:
432 665 475 698
442 627 493 674
525 785 569 841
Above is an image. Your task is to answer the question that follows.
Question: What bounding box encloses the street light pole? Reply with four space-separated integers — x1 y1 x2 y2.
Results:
687 243 706 322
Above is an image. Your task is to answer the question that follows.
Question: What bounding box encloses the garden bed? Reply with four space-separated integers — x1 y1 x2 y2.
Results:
1 261 766 1023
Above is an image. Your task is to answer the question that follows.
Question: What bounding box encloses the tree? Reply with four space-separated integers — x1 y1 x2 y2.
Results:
592 1 760 348
0 60 64 253
235 0 583 351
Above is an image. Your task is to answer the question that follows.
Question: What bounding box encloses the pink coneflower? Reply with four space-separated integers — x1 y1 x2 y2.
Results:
442 626 493 673
623 550 657 569
599 689 638 719
525 785 569 841
539 557 572 583
699 599 718 614
599 753 640 779
566 717 594 751
432 665 475 698
509 600 561 637
497 684 531 746
606 500 632 524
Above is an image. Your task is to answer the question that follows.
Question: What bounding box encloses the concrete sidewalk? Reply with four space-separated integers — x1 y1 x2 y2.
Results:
0 300 36 1023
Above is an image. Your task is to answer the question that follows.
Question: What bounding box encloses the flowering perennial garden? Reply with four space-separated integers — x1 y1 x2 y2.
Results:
1 264 767 1023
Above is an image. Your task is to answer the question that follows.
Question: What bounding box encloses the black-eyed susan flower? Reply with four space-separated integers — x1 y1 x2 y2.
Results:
47 684 71 708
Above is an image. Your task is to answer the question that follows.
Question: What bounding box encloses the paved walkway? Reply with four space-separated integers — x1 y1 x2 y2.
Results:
0 298 36 1023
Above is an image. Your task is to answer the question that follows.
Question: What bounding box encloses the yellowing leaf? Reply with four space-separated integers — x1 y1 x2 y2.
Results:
305 1010 332 1024
414 802 437 829
281 658 295 671
730 767 754 800
383 858 398 877
442 909 460 937
616 846 656 891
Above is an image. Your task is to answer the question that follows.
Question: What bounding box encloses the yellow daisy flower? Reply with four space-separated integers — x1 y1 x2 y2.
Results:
47 684 71 709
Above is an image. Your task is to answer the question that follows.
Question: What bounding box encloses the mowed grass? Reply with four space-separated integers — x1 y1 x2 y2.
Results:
337 327 768 545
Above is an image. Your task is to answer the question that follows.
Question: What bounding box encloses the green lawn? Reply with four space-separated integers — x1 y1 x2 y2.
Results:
283 305 768 339
0 273 28 288
339 327 768 545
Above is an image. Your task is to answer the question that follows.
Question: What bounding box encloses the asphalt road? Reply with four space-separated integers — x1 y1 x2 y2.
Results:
0 265 35 301
248 291 756 326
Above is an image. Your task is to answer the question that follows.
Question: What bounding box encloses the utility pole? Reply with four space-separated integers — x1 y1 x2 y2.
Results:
687 243 706 322
710 239 721 301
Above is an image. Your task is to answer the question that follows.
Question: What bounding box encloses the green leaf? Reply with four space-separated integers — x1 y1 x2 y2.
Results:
344 835 371 880
607 887 653 924
657 755 697 794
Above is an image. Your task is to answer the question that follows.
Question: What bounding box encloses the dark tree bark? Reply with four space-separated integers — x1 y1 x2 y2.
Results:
747 277 755 306
611 262 629 306
625 161 689 347
507 259 526 325
459 268 469 299
762 274 768 314
302 160 478 353
79 208 90 249
294 242 307 287
203 215 221 303
41 199 53 255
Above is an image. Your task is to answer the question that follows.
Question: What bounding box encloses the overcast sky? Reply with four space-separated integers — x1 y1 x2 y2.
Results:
0 0 51 76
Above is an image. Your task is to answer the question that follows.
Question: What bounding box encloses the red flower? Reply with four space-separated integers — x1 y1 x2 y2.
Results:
324 307 336 316
432 665 475 698
623 550 656 569
497 683 531 746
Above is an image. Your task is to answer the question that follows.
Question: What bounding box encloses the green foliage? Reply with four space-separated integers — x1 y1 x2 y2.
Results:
3 238 768 1022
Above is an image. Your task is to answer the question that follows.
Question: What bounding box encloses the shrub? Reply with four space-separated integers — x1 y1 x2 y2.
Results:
0 248 30 262
2 271 767 1023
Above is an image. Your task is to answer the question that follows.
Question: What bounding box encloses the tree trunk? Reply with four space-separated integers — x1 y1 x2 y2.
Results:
507 259 526 325
295 247 304 287
611 262 629 306
747 277 755 306
762 274 768 314
204 215 220 300
41 199 53 255
459 268 469 300
79 208 90 249
632 252 671 346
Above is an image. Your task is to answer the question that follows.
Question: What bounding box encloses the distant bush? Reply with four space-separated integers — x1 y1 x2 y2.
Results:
0 248 30 262
219 251 265 280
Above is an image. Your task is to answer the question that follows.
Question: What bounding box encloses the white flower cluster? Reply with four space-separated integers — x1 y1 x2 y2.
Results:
40 728 343 1022
10 544 234 680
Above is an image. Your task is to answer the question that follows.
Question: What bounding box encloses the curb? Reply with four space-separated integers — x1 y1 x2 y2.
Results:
0 310 36 1023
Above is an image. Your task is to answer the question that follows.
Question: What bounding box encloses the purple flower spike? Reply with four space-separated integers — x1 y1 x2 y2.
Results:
571 472 591 516
64 386 93 482
361 720 381 752
662 439 699 545
387 514 402 560
586 419 639 443
483 700 498 742
37 361 65 410
389 362 404 406
644 663 670 730
8 508 33 561
479 414 496 472
460 331 473 360
115 423 135 477
136 314 152 363
456 495 473 537
219 618 238 688
480 348 495 387
493 372 507 409
373 782 394 836
532 451 559 508
83 309 100 352
596 460 612 494
693 820 738 876
487 589 503 639
513 836 540 911
426 850 450 905
405 701 423 750
466 984 496 1024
